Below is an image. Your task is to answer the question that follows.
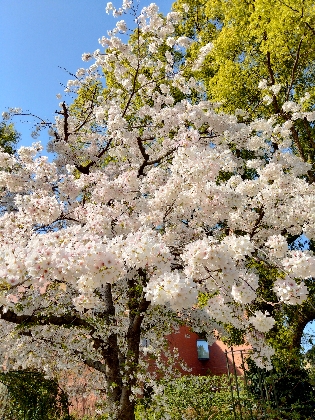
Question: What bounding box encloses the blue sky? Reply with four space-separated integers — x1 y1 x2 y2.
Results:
0 0 173 148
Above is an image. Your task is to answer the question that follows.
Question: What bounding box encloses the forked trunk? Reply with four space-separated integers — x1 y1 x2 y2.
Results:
102 279 149 420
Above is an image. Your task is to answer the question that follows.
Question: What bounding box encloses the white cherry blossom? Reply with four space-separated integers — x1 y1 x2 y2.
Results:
0 2 314 418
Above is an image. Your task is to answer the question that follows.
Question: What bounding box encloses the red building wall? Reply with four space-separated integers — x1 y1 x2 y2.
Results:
167 325 250 376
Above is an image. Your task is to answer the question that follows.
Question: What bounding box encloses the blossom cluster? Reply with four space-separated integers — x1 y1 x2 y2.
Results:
0 1 314 392
273 277 308 305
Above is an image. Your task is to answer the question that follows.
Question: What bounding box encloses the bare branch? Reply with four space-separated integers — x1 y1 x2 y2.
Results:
137 146 176 177
61 102 70 143
265 52 281 114
0 307 91 330
250 206 265 239
286 38 304 101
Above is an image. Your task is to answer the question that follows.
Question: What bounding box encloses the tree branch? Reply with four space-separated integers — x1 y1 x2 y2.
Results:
121 29 141 119
0 307 91 330
304 21 315 37
137 146 176 177
265 52 281 114
62 102 69 143
250 206 265 238
286 38 304 101
75 138 113 174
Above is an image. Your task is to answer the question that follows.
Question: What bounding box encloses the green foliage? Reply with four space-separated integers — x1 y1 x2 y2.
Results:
305 344 315 386
174 0 315 110
0 121 19 155
246 359 315 419
135 375 237 420
70 82 102 118
173 0 315 165
0 370 71 420
134 373 314 420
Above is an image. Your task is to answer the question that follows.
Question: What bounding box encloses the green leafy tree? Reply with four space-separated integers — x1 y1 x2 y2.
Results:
173 0 315 164
0 120 19 214
171 0 315 357
0 371 71 420
0 120 19 155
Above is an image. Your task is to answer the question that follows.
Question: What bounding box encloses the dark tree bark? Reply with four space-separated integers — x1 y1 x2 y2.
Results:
0 277 151 420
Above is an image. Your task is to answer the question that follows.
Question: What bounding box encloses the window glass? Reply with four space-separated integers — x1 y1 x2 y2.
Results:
197 339 210 360
141 338 150 347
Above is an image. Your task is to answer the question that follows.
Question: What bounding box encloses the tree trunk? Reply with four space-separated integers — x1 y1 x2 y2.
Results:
118 387 137 420
290 305 315 350
100 284 123 416
101 278 150 420
116 277 150 420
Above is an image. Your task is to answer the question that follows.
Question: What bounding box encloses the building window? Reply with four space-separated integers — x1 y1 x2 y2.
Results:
196 339 210 360
141 338 150 347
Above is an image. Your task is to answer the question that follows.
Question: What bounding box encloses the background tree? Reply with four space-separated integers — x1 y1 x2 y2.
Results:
173 0 315 357
173 0 315 163
0 119 19 215
0 120 19 155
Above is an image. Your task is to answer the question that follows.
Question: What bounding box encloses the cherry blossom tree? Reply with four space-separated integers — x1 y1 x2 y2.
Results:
0 2 314 419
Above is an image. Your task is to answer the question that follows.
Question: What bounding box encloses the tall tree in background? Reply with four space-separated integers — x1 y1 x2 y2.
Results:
173 0 315 164
173 0 315 356
0 120 19 214
0 120 19 155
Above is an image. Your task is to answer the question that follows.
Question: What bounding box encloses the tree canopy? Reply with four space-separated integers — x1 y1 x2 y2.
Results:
0 2 314 419
0 120 19 155
173 0 315 164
